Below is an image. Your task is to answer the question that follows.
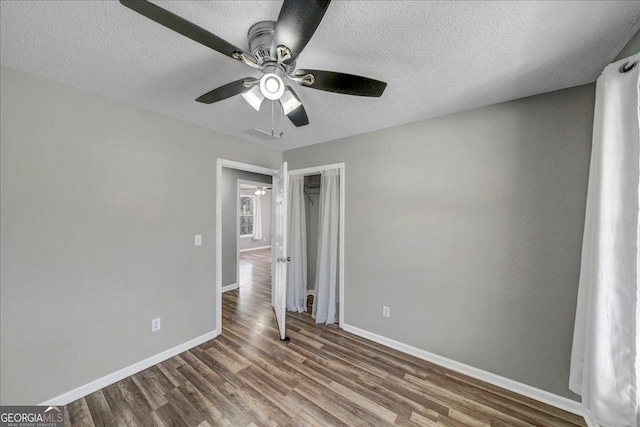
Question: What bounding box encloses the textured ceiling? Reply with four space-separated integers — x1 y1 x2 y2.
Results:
1 1 639 151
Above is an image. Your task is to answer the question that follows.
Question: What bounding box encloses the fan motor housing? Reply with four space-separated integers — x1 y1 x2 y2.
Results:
248 21 295 71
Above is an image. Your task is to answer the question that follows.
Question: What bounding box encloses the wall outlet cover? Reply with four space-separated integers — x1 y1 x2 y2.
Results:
383 306 390 318
152 318 161 332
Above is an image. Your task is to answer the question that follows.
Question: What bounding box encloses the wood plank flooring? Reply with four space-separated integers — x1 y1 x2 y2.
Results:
65 248 586 426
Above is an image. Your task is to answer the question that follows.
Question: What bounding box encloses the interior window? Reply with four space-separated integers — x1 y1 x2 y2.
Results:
239 195 255 237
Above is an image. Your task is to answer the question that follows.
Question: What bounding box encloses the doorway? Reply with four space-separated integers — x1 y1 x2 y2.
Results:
215 160 345 339
237 180 273 295
215 159 276 336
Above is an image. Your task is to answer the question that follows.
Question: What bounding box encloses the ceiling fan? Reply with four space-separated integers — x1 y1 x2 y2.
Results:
119 0 387 128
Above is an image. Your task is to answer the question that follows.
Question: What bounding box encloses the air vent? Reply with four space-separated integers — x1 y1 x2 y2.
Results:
244 128 283 141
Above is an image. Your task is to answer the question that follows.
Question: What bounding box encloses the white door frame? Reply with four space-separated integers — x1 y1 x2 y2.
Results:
236 179 272 293
216 159 277 336
288 162 346 329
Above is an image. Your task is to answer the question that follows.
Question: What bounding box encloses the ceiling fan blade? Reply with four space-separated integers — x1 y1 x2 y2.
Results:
287 104 309 127
119 0 251 61
283 87 309 127
294 69 387 97
272 0 331 64
196 78 253 104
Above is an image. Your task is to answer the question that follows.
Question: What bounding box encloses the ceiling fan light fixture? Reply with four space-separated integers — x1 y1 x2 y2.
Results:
260 73 285 100
241 85 265 111
280 89 302 115
120 0 387 131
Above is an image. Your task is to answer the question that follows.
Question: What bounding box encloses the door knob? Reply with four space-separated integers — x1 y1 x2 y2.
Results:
286 257 291 262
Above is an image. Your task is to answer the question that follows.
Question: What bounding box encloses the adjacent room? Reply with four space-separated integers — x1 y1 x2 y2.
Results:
1 1 639 426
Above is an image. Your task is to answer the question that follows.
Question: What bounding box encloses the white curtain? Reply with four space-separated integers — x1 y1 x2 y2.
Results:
287 176 307 312
570 53 640 427
252 193 262 240
313 169 340 324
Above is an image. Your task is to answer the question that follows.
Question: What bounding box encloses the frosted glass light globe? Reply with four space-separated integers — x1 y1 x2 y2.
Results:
260 73 285 100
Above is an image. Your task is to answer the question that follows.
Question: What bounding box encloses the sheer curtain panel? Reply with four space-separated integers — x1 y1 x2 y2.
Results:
569 53 640 427
312 169 340 324
253 194 262 240
286 175 307 312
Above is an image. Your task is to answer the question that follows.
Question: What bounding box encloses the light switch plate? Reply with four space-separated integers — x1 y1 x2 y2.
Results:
195 235 202 246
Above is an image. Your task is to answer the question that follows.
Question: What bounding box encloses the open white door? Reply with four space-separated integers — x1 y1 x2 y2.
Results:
272 162 289 340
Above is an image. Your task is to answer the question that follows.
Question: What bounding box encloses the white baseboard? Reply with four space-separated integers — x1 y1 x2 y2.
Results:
341 323 585 418
222 283 239 293
239 245 271 253
39 330 218 406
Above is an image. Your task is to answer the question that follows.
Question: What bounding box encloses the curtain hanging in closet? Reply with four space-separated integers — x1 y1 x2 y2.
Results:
313 169 340 325
569 53 640 427
252 193 262 241
287 175 307 312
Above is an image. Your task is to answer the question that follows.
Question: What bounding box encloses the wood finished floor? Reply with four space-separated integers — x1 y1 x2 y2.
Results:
65 248 586 427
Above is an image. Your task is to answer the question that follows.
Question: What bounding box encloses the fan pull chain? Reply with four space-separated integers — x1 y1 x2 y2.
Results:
270 100 284 138
279 101 283 138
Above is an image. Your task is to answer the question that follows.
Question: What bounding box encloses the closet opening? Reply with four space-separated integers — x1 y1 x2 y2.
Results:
286 163 345 328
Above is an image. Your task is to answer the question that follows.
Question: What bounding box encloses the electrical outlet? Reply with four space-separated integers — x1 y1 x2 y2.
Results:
383 306 390 318
194 235 202 246
152 318 161 332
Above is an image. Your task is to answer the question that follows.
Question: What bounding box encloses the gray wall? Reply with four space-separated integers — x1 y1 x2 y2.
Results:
284 84 595 400
0 65 281 405
221 169 272 287
614 27 640 61
238 188 272 252
1 62 600 404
